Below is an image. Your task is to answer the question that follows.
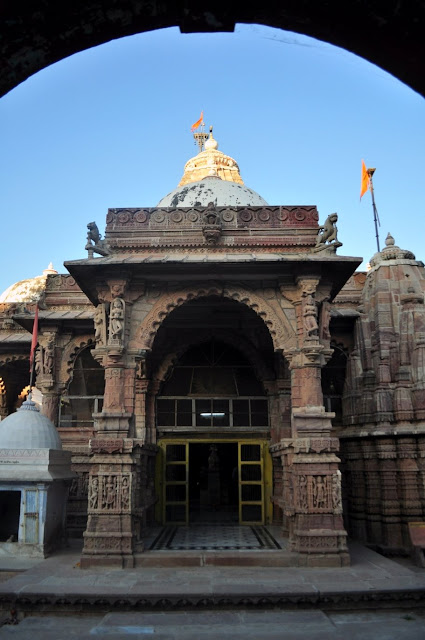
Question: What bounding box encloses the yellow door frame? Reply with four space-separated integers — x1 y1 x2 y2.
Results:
157 437 272 526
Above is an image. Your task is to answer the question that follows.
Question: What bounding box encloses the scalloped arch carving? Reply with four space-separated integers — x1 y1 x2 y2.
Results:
59 336 95 386
135 286 295 352
0 354 29 368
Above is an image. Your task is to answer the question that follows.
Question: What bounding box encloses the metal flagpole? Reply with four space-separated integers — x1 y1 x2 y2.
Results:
367 167 381 252
28 303 39 393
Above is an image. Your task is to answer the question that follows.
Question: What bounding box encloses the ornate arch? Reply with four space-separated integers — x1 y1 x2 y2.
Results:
135 286 295 353
0 354 29 368
59 336 95 387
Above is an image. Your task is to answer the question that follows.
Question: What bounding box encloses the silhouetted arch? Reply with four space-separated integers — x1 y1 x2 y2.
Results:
2 3 424 98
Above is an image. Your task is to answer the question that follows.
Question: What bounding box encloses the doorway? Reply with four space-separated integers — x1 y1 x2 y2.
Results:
189 443 238 523
158 439 270 526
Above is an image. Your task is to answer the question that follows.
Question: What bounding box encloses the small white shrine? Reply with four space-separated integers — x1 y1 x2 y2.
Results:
0 396 75 556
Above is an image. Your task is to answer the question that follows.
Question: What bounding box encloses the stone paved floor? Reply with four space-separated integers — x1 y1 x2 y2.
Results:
1 609 425 639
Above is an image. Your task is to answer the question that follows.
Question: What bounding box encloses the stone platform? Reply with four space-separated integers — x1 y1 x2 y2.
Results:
0 539 424 619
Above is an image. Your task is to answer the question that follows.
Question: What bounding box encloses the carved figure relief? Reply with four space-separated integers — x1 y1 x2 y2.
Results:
302 293 319 338
109 298 125 345
319 299 331 342
88 477 99 510
312 476 327 508
43 340 55 375
297 474 309 511
87 474 131 513
103 475 118 510
94 304 107 346
35 348 43 376
121 476 130 510
332 471 343 512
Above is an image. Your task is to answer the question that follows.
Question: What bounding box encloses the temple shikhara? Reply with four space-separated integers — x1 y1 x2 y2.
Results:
0 127 424 568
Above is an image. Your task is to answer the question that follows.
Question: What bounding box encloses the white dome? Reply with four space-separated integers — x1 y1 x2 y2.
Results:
0 397 62 450
157 176 268 208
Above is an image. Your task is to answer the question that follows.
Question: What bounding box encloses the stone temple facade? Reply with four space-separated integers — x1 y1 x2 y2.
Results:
0 130 424 567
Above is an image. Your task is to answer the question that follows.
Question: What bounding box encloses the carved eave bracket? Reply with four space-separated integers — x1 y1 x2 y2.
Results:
201 202 222 245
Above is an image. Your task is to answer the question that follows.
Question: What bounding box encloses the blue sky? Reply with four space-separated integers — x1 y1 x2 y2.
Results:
1 24 424 294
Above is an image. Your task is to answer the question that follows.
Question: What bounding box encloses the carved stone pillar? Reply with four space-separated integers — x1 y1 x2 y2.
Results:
271 437 348 566
376 438 402 551
342 439 367 542
361 439 382 545
93 365 133 437
81 439 136 568
273 277 348 565
134 379 149 441
146 378 161 444
40 392 61 425
81 278 149 566
396 437 423 549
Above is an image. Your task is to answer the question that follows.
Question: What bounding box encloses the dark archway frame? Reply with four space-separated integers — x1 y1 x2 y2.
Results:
1 2 425 99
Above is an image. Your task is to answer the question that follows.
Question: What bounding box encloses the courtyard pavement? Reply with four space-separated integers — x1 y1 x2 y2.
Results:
0 540 424 638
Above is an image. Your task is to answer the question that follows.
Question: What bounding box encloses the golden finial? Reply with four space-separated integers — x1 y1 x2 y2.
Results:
179 126 244 187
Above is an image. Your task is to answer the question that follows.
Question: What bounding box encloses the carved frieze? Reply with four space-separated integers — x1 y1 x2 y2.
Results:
90 438 124 454
294 472 342 514
88 473 132 513
105 206 320 231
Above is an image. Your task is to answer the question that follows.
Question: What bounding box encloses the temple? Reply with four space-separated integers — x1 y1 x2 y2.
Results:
0 128 424 568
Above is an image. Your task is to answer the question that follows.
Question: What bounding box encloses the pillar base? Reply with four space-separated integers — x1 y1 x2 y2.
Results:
80 554 135 569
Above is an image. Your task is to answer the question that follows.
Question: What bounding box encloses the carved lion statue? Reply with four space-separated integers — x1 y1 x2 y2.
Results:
316 213 338 246
87 221 101 245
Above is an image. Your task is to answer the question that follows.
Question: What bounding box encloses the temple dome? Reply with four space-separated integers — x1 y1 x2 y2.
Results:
178 129 244 187
157 176 268 208
0 263 58 304
0 397 62 450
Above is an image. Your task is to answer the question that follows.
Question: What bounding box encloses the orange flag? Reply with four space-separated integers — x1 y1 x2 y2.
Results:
360 159 370 199
191 111 204 132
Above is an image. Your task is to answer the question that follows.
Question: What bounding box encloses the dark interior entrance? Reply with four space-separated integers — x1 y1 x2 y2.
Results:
0 491 21 542
189 443 238 523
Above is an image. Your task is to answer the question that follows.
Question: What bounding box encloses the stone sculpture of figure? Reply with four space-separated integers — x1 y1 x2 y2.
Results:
332 472 342 512
94 304 105 345
89 477 99 510
43 341 55 375
109 298 124 343
208 444 219 471
104 476 117 510
298 474 308 511
35 347 43 376
313 476 327 508
319 298 331 342
121 476 130 510
303 293 319 338
315 213 339 247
